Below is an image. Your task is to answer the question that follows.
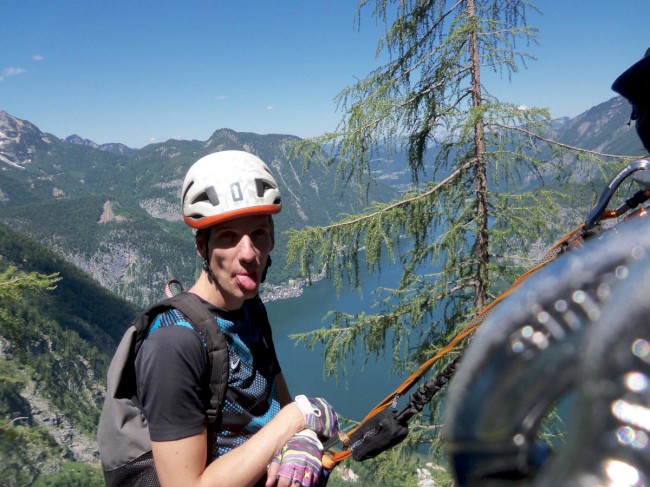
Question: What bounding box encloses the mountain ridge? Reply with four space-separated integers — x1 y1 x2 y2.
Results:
0 111 396 307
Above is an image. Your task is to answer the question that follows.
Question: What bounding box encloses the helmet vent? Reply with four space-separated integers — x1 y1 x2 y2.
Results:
182 181 194 205
255 178 276 197
192 192 211 205
205 186 220 206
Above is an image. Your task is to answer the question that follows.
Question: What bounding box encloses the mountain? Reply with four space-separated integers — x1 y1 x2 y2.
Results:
1 95 646 305
0 112 396 307
556 96 644 157
0 98 645 308
65 134 137 156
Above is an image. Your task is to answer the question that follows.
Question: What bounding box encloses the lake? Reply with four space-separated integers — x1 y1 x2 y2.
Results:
265 256 413 422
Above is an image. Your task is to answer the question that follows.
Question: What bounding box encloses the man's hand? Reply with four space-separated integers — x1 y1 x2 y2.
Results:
266 431 323 487
294 396 339 440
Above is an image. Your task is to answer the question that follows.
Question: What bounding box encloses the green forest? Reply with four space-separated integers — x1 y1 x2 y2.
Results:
0 222 138 485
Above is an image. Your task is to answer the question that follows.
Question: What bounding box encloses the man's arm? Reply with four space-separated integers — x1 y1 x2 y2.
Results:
152 401 305 487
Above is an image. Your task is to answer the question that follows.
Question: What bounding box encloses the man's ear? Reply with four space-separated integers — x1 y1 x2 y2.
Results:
195 229 209 259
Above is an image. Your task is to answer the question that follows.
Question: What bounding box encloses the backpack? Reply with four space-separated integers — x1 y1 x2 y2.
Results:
97 291 230 487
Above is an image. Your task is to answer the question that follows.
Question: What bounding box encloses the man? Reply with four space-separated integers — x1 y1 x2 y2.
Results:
136 150 338 486
612 47 650 151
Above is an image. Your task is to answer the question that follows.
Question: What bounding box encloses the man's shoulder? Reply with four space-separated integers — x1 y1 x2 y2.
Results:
146 308 210 349
150 307 195 332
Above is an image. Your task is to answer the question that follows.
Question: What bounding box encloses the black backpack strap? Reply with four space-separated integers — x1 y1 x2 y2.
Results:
161 292 228 464
159 292 230 426
130 292 229 426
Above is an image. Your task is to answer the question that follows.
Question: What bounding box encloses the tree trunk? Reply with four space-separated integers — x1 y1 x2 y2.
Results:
467 0 490 311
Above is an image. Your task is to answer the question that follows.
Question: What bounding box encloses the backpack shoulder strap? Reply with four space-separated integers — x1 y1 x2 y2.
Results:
164 292 229 425
135 292 229 426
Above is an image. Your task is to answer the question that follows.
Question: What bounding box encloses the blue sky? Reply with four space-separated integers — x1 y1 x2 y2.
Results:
1 1 648 148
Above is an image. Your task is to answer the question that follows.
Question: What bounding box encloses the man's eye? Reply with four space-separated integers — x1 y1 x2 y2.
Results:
252 230 272 246
217 231 239 242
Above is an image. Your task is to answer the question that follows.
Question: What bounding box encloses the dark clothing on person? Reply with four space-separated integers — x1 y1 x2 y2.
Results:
135 300 282 459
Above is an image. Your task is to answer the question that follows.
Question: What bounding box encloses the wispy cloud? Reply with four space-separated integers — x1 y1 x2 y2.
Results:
32 54 44 61
0 67 26 82
216 95 227 101
266 105 274 110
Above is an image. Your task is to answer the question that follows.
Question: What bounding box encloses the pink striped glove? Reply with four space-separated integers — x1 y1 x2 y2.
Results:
267 431 323 487
294 395 339 440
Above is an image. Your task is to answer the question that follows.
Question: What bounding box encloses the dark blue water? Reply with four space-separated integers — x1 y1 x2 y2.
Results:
265 259 411 421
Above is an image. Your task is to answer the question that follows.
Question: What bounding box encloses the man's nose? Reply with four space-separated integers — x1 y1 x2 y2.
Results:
238 234 257 260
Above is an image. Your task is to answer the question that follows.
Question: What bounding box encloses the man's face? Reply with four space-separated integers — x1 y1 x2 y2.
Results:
203 214 274 309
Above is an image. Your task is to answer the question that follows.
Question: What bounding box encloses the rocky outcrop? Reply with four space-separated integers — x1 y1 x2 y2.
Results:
19 380 99 465
98 200 127 224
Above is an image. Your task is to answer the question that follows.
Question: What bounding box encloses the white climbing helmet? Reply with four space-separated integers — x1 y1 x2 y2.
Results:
181 150 282 229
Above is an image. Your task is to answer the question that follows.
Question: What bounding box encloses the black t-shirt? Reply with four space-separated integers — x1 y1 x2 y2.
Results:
135 300 282 459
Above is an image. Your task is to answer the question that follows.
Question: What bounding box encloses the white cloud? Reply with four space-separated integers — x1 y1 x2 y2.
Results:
517 105 529 111
216 95 227 101
0 67 26 81
266 105 274 110
32 54 44 61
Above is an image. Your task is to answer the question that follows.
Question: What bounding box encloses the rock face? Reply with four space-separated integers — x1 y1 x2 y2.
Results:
1 341 101 476
20 380 100 465
0 110 54 168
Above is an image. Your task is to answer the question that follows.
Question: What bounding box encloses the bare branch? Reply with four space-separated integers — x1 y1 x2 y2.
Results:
492 123 643 159
320 159 475 232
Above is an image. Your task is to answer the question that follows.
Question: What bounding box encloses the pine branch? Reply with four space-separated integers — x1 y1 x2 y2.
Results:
0 267 61 300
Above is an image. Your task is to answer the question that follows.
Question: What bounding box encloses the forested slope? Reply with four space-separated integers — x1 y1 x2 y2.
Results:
0 222 138 485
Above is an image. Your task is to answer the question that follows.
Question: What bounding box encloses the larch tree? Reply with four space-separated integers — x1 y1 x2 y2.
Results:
287 0 608 483
0 266 61 345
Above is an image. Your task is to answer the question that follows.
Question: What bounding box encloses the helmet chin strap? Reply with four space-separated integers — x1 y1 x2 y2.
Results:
202 233 221 286
203 258 220 285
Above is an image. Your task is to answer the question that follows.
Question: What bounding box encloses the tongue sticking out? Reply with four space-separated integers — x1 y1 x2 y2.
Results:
236 273 258 292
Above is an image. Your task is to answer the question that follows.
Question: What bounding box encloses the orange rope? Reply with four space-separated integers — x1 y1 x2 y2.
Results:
321 224 588 469
322 188 650 470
